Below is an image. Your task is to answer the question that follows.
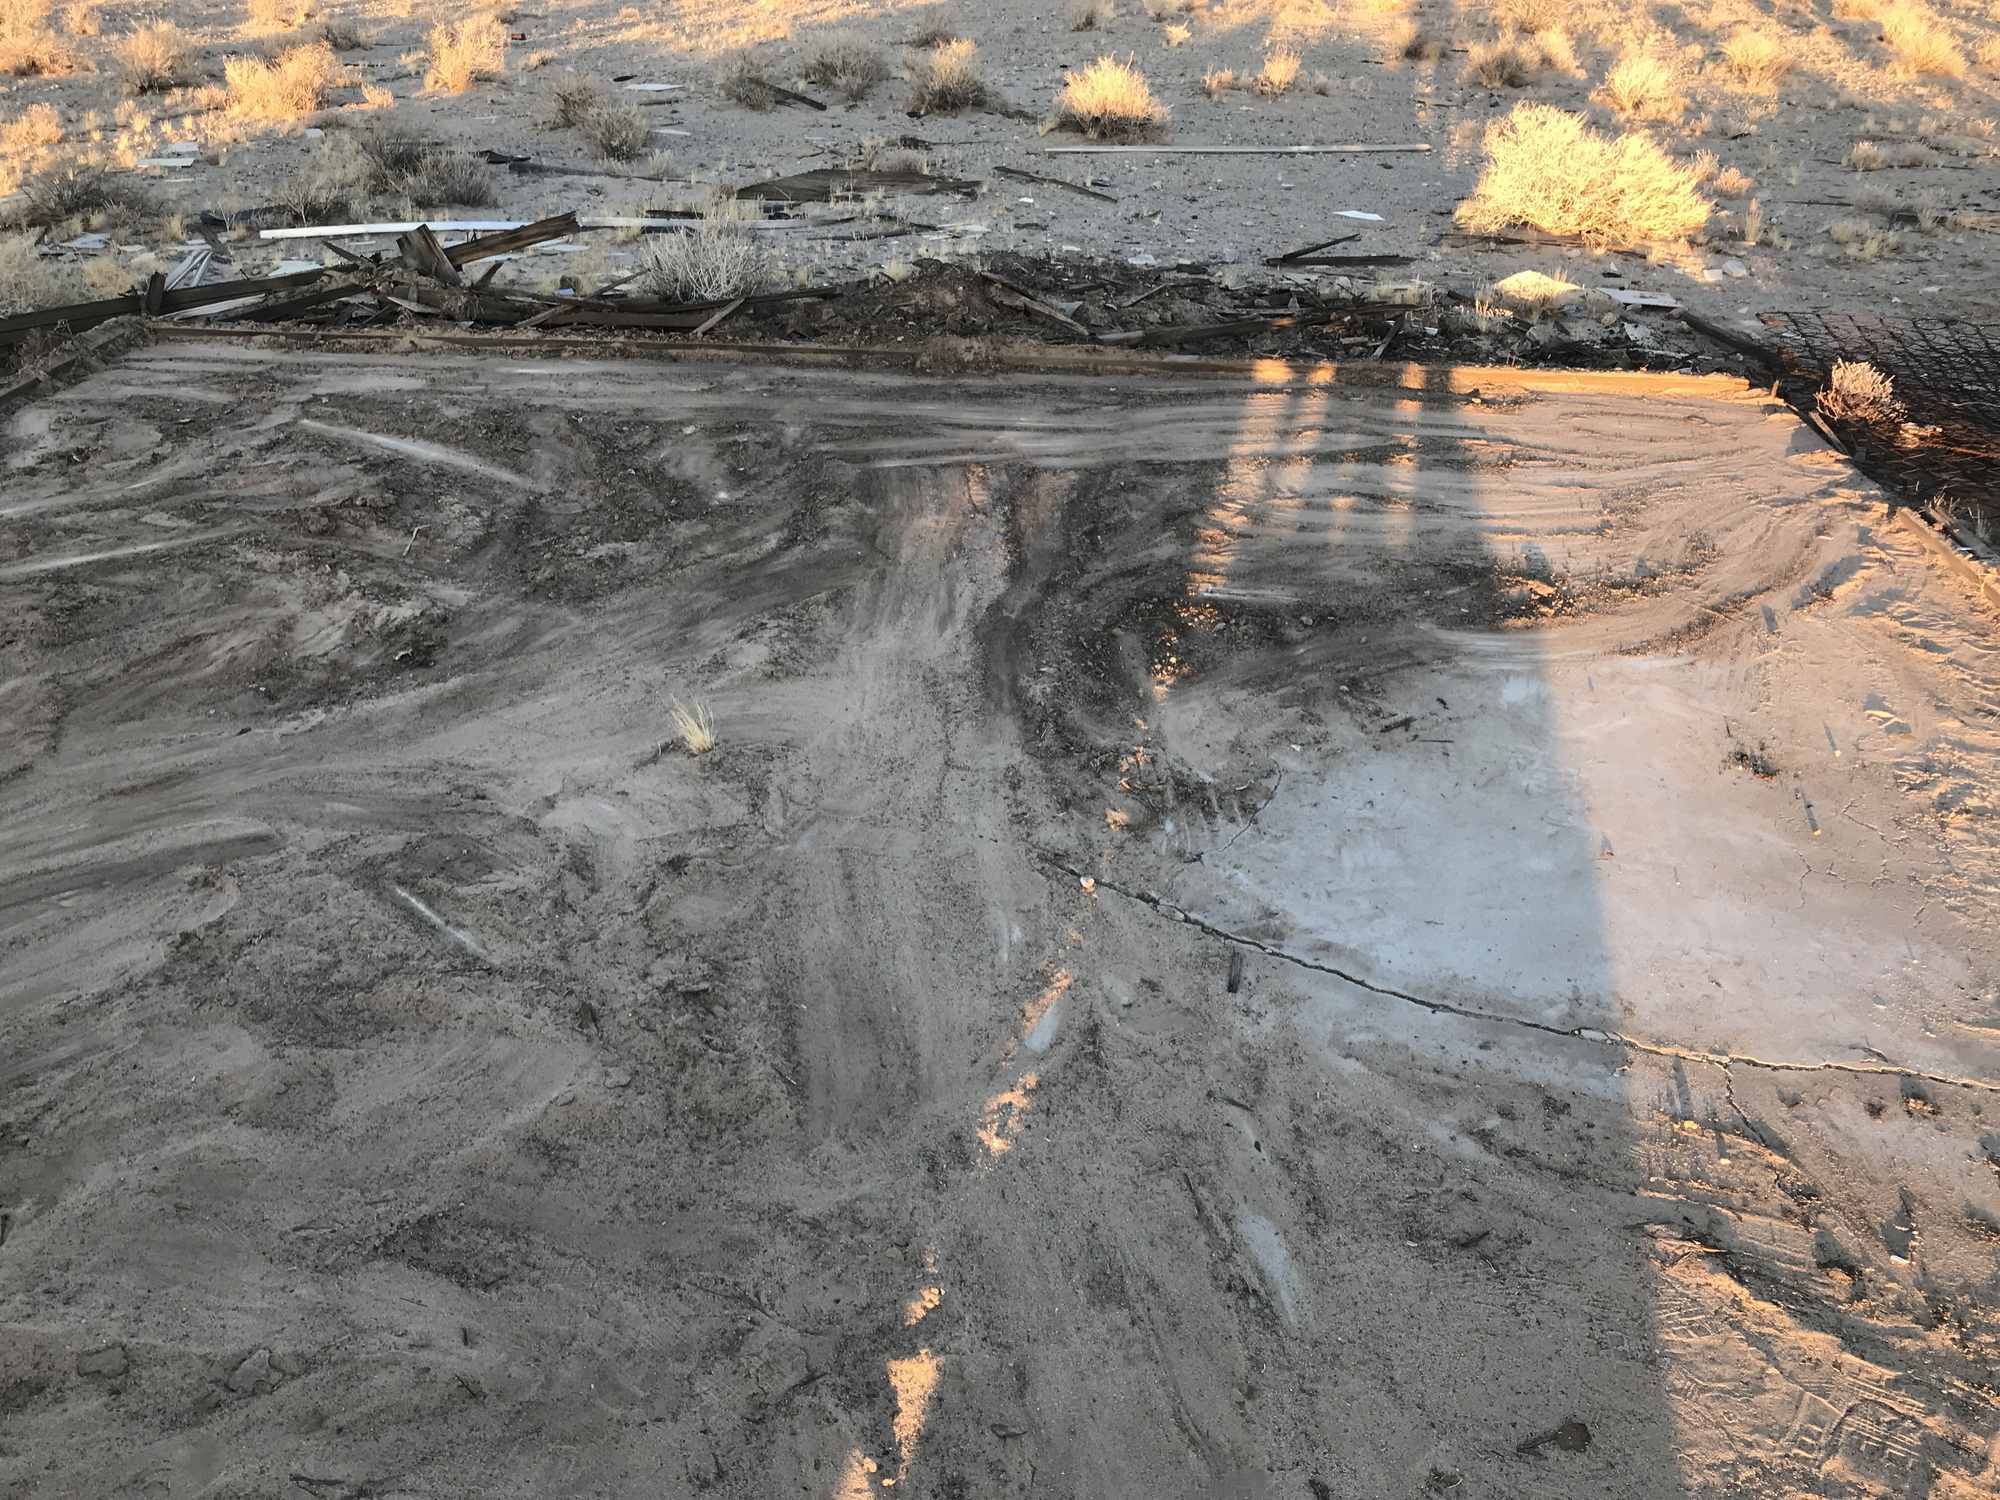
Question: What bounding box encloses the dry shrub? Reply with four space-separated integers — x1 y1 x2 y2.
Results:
1980 36 2000 73
1050 54 1167 139
1847 137 1930 168
1721 27 1791 88
315 19 365 50
0 0 78 76
245 0 306 31
117 21 195 94
1456 103 1711 244
1490 0 1563 31
1385 20 1441 61
669 699 716 754
721 54 776 109
1070 0 1111 30
1827 218 1901 258
0 99 63 163
62 0 98 35
0 230 80 314
226 41 340 120
1465 28 1574 87
1255 46 1301 95
1714 164 1754 195
580 99 649 161
1879 3 1964 75
1163 21 1190 45
1817 361 1904 424
1201 66 1237 96
800 34 889 101
357 124 493 202
907 20 962 48
644 221 764 302
14 160 150 226
553 71 605 125
425 12 505 92
1600 53 1685 121
908 38 986 113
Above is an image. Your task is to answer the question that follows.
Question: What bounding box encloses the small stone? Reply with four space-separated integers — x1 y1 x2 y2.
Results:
270 1350 306 1378
606 1069 633 1089
77 1344 128 1378
227 1348 272 1394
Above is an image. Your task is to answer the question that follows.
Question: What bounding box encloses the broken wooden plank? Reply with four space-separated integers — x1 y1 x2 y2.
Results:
397 224 464 287
442 212 584 268
0 267 326 345
1268 233 1359 263
734 167 978 202
1269 253 1415 268
691 296 746 337
164 247 210 291
1044 143 1432 156
979 272 1088 336
991 164 1117 204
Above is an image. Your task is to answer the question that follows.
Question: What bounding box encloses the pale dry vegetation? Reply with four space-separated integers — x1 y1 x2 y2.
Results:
645 221 764 303
1599 52 1686 122
1847 137 1931 168
908 38 986 113
245 0 308 33
225 40 340 120
1817 360 1905 424
1202 66 1237 96
1879 2 1966 76
1050 54 1168 139
12 160 149 227
1071 0 1111 31
580 99 648 161
0 101 63 193
1255 46 1301 95
425 12 505 93
1 0 78 76
1385 20 1442 62
1464 29 1576 88
669 699 717 755
281 124 496 220
799 34 889 101
721 54 778 109
1720 26 1792 89
116 21 196 95
0 231 82 315
1456 103 1712 245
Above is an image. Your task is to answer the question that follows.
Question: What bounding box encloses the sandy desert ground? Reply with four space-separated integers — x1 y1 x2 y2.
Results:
2 338 1999 1496
1 0 1998 324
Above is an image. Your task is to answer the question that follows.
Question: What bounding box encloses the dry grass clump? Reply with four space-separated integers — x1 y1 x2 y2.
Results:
1979 36 2000 73
1599 52 1685 121
225 40 341 119
0 0 79 76
13 160 150 226
1050 54 1167 139
720 53 779 108
1847 137 1931 168
669 698 717 755
908 37 986 113
1201 66 1237 96
246 0 307 31
1879 2 1965 76
1163 21 1191 45
906 19 962 49
1385 20 1442 61
0 99 63 171
1714 164 1754 196
1491 0 1564 31
1456 103 1711 245
1721 26 1792 88
645 221 764 302
1255 46 1302 95
1817 360 1904 424
425 12 505 92
315 19 365 50
0 231 72 315
354 125 494 203
579 98 648 160
1827 217 1901 258
1464 28 1575 88
116 21 196 94
800 34 889 100
554 71 604 125
1071 0 1111 30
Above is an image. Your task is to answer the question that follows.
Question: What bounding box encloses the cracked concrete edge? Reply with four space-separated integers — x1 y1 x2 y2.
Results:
1037 852 2000 1096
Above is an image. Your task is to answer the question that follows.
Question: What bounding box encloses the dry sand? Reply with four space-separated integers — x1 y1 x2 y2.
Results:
3 338 1999 1496
2 0 1999 322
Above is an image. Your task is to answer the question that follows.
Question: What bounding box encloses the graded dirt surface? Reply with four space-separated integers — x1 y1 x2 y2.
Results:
4 341 2000 1499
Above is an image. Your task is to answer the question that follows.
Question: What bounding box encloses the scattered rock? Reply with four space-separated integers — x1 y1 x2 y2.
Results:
76 1344 128 1378
227 1347 272 1394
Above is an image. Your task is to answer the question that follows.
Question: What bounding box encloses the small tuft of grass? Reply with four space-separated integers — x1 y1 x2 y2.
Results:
1049 53 1166 139
1879 2 1965 76
908 37 986 113
907 21 962 49
116 21 196 95
799 34 889 101
225 40 341 120
1980 37 2000 74
1070 0 1111 31
721 53 777 109
1721 26 1791 89
314 19 365 50
1491 0 1564 31
1714 164 1754 196
1464 29 1574 88
553 71 605 126
1162 21 1190 46
1456 103 1711 245
1385 20 1441 62
1847 138 1930 169
1254 46 1301 96
644 220 765 302
1201 66 1237 96
1818 360 1904 424
1599 52 1685 122
579 99 649 161
425 12 505 93
246 0 307 32
669 699 716 754
1827 218 1902 259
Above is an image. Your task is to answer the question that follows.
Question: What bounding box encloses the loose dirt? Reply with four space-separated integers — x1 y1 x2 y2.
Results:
3 340 1999 1498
